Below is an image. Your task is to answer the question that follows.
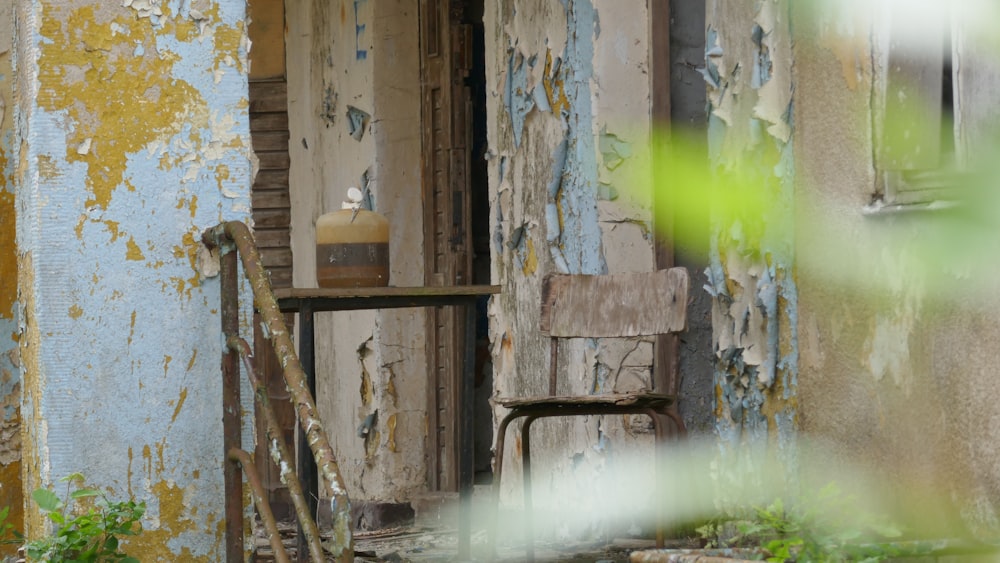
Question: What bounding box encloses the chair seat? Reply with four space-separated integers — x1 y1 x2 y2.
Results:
495 391 675 409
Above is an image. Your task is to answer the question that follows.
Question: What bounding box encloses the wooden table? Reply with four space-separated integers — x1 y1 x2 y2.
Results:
273 285 500 561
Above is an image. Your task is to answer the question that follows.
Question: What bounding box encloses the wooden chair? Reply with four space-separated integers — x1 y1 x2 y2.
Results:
489 268 688 561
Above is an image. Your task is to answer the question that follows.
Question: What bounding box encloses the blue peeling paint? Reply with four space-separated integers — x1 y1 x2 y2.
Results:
532 82 551 113
505 51 535 148
546 139 568 246
493 202 505 255
757 264 779 387
706 5 798 462
750 24 772 89
778 272 799 401
552 0 604 275
598 127 632 171
547 139 568 199
346 105 370 141
354 0 368 60
700 26 723 89
17 3 254 557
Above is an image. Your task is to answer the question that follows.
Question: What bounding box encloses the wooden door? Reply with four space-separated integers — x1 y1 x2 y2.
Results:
420 0 473 492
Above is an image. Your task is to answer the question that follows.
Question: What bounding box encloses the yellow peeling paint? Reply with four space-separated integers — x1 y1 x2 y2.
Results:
360 365 373 406
386 372 397 407
127 479 216 562
18 255 46 540
387 414 397 452
522 238 537 275
213 19 246 76
163 355 173 378
542 50 569 115
185 350 198 371
0 459 23 558
170 387 188 424
169 231 204 298
68 304 84 319
104 221 121 242
214 164 230 193
125 236 145 261
126 447 134 498
127 310 136 345
365 430 381 461
36 154 58 180
176 195 199 218
37 5 207 213
0 190 15 319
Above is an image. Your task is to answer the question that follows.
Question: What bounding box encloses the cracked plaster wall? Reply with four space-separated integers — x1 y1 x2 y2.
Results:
12 0 254 558
791 1 1000 538
286 0 428 503
485 0 665 539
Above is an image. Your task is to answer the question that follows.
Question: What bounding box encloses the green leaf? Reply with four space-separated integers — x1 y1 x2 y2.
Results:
70 488 102 500
60 472 86 484
33 488 62 512
47 511 66 526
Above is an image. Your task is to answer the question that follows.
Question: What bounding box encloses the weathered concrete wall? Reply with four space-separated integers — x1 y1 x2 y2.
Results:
0 0 23 553
791 1 998 537
286 0 428 504
705 0 798 502
14 1 254 558
669 0 715 437
485 0 666 538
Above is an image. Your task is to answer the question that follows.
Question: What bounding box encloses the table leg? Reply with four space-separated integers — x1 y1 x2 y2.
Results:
458 299 476 560
296 305 317 563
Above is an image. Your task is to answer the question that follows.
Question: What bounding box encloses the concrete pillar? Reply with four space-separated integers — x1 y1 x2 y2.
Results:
13 1 253 559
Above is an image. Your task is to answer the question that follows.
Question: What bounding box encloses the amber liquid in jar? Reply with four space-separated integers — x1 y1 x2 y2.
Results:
316 209 390 288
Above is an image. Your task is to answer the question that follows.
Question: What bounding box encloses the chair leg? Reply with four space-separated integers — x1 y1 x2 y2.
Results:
489 409 522 561
665 404 686 437
647 409 666 549
522 415 539 563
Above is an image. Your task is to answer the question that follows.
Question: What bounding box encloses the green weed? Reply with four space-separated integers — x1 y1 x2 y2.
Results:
24 473 144 563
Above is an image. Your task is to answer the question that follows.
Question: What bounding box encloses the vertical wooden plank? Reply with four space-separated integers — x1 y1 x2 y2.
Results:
650 0 680 398
419 0 474 493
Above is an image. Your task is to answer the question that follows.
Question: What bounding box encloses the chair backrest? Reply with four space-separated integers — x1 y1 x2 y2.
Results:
539 268 689 394
541 268 688 337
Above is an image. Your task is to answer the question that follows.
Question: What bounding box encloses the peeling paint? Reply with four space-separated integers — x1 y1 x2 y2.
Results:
707 0 798 492
15 0 253 557
486 0 662 534
353 0 368 61
346 105 370 141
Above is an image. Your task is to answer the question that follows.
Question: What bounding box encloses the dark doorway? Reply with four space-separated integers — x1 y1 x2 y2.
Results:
419 0 490 492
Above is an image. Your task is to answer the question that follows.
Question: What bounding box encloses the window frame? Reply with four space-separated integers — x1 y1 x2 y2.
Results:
867 4 966 214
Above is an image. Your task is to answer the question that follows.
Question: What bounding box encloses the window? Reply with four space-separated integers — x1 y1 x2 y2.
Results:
868 4 1000 212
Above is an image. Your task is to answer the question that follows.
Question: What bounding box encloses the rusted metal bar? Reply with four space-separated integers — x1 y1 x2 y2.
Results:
228 448 292 563
204 221 353 563
294 303 317 563
219 239 244 563
229 337 327 563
